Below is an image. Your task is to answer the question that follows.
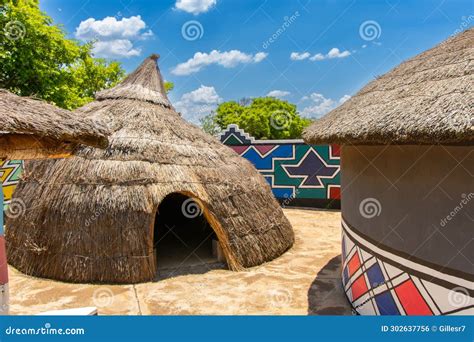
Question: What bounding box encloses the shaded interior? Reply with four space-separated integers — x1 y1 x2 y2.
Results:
153 193 226 279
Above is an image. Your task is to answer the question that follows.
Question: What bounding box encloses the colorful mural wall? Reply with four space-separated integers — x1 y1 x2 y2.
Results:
341 218 473 315
220 125 340 208
0 160 23 211
0 160 20 314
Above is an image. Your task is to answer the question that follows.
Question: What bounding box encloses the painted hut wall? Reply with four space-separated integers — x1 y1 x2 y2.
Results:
220 125 341 208
0 160 21 315
0 160 23 211
340 145 473 315
0 185 8 314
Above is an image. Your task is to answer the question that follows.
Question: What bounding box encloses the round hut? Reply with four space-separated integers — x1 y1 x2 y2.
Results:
0 89 109 314
303 29 473 315
6 55 294 284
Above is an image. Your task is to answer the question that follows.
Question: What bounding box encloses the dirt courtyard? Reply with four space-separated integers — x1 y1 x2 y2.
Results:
8 208 352 315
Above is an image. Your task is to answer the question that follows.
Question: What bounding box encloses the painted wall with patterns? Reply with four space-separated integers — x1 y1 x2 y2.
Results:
0 160 23 211
220 124 341 208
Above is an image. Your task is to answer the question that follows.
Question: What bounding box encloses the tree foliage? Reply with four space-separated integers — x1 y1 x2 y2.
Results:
164 81 174 93
0 0 126 109
208 97 311 139
199 110 221 136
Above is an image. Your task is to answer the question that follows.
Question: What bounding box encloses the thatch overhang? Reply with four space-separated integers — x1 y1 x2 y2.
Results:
6 55 294 283
303 28 473 146
0 90 109 160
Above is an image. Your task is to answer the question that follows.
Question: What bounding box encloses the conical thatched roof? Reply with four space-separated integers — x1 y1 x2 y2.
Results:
6 55 294 284
0 90 109 159
303 28 473 145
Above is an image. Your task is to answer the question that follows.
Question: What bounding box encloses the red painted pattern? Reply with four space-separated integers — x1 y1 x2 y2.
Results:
331 144 341 157
347 252 361 277
395 279 433 315
351 274 369 300
253 145 276 156
329 186 341 199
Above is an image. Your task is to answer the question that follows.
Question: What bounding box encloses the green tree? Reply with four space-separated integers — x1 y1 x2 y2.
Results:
213 97 311 139
164 81 174 94
215 101 244 128
0 0 126 109
199 111 221 136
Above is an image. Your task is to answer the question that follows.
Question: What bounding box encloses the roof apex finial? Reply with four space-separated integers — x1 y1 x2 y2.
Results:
150 54 160 61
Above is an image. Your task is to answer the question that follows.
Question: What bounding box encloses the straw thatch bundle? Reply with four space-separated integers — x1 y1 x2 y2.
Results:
6 55 294 284
303 28 473 145
0 90 109 160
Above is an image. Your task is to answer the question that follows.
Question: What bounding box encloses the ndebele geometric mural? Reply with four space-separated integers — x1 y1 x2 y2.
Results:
0 160 23 211
220 124 340 208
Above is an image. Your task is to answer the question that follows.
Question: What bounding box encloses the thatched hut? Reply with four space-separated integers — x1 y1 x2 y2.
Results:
0 90 109 314
0 89 108 160
303 29 473 315
6 55 294 284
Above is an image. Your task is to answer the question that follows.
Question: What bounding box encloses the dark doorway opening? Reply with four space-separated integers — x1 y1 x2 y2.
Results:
153 193 226 279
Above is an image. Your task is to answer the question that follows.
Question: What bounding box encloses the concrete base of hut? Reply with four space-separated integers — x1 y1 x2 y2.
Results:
7 209 352 315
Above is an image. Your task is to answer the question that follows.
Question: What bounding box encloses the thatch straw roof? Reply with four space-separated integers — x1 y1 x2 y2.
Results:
0 90 109 159
303 28 473 145
6 55 294 284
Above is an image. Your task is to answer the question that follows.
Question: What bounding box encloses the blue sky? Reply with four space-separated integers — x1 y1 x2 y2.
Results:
41 0 473 124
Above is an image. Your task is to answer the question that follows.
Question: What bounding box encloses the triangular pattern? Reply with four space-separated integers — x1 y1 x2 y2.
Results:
341 226 473 316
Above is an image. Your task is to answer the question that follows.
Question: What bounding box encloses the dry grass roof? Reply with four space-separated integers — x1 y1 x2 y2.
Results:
0 90 109 159
303 28 473 145
6 55 294 284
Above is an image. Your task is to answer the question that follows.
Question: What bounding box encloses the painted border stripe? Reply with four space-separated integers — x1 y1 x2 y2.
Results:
342 219 473 290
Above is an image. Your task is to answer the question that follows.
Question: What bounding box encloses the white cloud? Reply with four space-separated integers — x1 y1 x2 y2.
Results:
175 0 217 15
301 93 351 118
309 53 325 61
93 40 141 58
266 90 290 98
253 52 268 63
171 50 268 76
174 85 222 124
327 47 351 59
75 15 152 58
339 94 351 103
291 48 351 62
290 52 310 61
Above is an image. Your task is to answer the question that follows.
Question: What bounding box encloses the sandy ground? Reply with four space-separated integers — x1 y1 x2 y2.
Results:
8 208 352 315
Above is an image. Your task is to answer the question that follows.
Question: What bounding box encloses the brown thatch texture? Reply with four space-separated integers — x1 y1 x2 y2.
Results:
6 56 294 284
303 28 474 145
0 90 109 159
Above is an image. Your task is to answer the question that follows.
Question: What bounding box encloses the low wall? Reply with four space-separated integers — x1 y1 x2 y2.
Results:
220 125 340 209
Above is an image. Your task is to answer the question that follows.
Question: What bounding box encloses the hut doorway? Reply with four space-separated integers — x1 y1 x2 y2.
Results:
153 193 226 279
